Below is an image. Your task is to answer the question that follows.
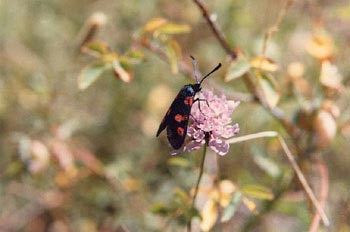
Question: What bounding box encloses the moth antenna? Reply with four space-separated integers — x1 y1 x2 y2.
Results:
190 55 199 83
199 63 222 85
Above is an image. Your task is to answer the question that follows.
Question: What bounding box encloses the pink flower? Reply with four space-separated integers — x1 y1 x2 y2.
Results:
172 90 239 156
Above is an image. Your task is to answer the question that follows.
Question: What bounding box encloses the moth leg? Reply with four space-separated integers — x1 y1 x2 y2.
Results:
193 98 209 114
190 113 200 123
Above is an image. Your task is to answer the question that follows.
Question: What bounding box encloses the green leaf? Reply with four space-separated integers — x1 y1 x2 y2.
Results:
118 57 132 71
82 41 110 55
164 39 181 74
251 149 281 179
225 59 250 82
174 188 190 202
157 23 191 35
151 203 169 215
221 191 242 222
167 157 191 168
125 50 144 63
143 18 168 33
250 56 278 72
241 184 274 200
253 155 281 179
258 73 280 108
78 62 110 90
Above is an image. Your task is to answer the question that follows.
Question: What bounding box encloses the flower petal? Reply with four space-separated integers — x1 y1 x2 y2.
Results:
221 124 240 138
185 140 205 152
183 89 240 155
209 138 229 156
193 129 205 141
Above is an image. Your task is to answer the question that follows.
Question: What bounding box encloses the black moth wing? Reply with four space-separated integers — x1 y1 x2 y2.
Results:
166 95 193 149
156 110 169 137
156 85 196 149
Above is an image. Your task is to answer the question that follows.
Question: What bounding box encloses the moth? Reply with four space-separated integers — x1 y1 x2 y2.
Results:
156 56 221 149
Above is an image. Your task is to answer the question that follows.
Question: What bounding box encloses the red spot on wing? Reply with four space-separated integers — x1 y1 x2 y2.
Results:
174 114 182 122
177 127 185 136
174 114 188 122
184 96 193 106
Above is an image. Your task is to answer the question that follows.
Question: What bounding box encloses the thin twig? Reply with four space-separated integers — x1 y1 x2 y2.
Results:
226 131 278 144
227 132 330 226
278 136 330 226
193 0 237 59
261 0 294 57
308 158 329 232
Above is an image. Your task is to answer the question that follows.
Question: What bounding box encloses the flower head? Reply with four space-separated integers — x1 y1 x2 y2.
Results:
173 89 239 155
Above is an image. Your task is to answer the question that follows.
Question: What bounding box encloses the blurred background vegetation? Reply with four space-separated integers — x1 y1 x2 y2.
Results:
0 0 349 231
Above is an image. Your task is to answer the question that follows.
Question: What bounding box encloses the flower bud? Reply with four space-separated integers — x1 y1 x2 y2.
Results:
313 110 337 148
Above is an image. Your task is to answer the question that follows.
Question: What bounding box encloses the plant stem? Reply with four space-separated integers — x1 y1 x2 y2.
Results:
193 0 237 59
278 136 329 226
187 144 208 232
